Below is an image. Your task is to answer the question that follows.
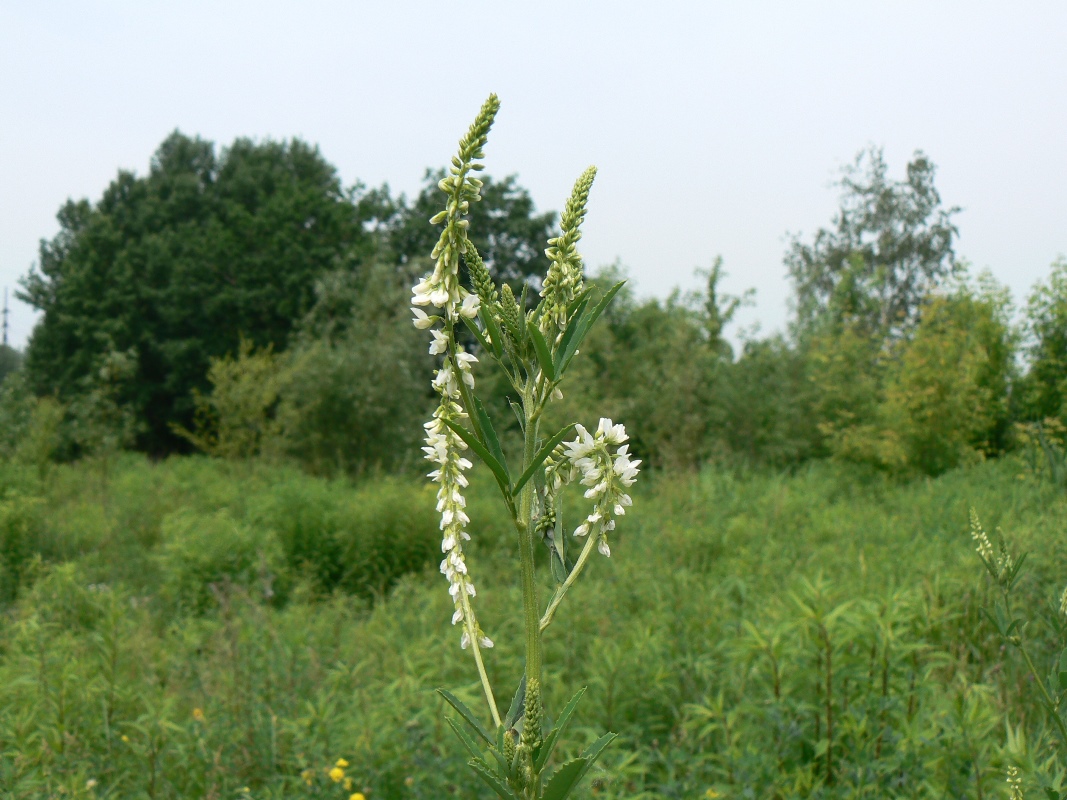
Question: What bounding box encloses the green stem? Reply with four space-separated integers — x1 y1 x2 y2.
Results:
1002 589 1067 753
540 530 599 633
1018 644 1067 749
518 386 543 691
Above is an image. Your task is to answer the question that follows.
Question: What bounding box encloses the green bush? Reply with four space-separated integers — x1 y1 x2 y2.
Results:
0 487 44 601
253 474 439 600
155 510 286 614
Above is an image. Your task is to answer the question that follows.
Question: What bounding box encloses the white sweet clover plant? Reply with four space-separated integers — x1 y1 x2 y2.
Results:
410 94 639 800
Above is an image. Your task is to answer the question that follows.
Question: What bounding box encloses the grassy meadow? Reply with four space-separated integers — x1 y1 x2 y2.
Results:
0 454 1064 799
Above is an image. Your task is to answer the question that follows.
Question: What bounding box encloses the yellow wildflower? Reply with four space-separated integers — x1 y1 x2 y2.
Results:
120 735 130 743
350 794 366 800
329 766 345 783
192 708 205 723
300 768 314 787
705 791 722 799
336 757 350 768
344 777 354 790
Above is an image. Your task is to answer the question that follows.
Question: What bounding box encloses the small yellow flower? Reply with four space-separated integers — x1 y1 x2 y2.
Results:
344 777 354 790
705 790 722 799
192 708 205 723
121 734 130 743
329 766 345 783
349 794 366 800
301 768 315 787
335 757 350 768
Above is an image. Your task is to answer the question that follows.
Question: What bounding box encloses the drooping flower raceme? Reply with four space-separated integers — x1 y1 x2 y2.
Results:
557 418 640 557
422 369 491 650
411 95 499 651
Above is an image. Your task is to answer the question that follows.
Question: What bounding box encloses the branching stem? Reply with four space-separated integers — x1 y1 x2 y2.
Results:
540 530 599 633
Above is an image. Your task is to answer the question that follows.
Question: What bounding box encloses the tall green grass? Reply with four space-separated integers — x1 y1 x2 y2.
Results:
0 454 1062 798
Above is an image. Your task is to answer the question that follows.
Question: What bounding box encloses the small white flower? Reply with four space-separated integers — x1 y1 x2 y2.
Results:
452 608 463 624
479 635 494 648
460 292 481 319
460 631 471 649
598 538 611 557
429 329 449 355
411 307 438 329
412 279 434 306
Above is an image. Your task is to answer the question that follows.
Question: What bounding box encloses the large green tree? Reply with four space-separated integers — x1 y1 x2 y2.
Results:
787 146 960 339
20 132 367 453
371 169 557 289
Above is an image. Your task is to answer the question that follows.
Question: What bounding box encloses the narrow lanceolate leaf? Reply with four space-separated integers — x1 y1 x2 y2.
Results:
528 321 557 382
577 732 616 770
539 758 588 800
478 305 506 360
461 315 493 355
540 733 616 800
565 286 596 319
555 281 626 375
441 418 511 496
512 425 575 497
472 396 508 477
437 688 494 745
505 674 527 730
534 687 586 773
446 716 485 761
554 296 591 377
468 757 518 800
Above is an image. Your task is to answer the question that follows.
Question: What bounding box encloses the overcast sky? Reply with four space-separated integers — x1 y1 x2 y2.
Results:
1 1 1064 348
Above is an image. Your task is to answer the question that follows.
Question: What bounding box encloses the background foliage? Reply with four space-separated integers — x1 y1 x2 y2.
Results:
3 131 1067 797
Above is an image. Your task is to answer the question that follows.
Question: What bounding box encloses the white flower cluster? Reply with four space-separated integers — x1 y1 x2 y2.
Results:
557 418 640 557
423 401 492 650
969 510 995 564
410 179 483 319
413 294 489 649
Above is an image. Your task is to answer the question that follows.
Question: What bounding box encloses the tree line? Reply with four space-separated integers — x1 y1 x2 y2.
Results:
1 132 1065 478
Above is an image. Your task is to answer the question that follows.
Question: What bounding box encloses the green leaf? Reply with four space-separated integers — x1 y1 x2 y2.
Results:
555 281 625 375
479 306 506 360
534 687 586 773
472 396 509 478
549 544 568 584
566 286 596 318
505 674 527 730
553 296 590 378
446 716 484 761
539 758 588 800
461 315 493 355
512 425 575 497
441 418 512 496
527 321 557 382
437 688 493 746
578 731 616 768
468 757 517 800
509 400 526 434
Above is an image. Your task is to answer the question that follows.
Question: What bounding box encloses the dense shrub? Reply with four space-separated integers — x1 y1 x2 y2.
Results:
0 487 44 601
155 510 286 614
253 474 439 600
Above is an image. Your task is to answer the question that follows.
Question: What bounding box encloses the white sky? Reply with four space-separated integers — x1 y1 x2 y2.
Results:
2 1 1065 348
